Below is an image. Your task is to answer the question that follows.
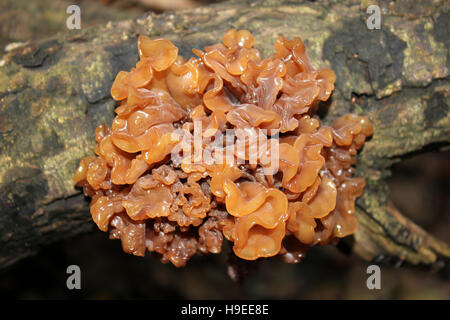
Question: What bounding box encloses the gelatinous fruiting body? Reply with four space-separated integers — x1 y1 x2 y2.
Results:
73 29 373 267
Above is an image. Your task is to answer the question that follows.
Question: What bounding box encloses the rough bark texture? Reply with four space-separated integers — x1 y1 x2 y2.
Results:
0 0 449 270
0 0 142 51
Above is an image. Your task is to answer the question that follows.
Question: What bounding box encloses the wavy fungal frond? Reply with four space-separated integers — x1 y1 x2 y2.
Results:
73 29 373 267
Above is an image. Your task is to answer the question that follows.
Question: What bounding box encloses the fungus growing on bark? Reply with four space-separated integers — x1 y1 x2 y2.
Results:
73 29 372 267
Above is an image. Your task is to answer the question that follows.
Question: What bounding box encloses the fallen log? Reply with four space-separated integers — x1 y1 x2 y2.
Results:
0 0 448 269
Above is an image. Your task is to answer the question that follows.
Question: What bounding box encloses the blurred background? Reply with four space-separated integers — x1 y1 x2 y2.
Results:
0 0 449 299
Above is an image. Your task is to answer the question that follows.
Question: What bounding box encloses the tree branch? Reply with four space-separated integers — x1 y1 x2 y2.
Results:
0 0 448 269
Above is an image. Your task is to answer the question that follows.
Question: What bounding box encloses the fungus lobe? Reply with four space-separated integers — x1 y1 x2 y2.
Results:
73 29 373 267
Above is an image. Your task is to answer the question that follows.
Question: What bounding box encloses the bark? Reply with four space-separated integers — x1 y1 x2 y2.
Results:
0 0 449 270
0 0 142 51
